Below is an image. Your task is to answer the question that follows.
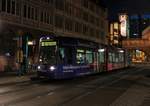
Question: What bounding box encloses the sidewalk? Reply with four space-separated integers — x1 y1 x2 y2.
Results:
0 71 36 85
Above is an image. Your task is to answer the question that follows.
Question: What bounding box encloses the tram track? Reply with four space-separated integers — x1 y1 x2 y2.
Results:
0 66 142 106
58 67 145 106
5 67 141 106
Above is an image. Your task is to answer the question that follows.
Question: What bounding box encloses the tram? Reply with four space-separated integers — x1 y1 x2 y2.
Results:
37 36 126 79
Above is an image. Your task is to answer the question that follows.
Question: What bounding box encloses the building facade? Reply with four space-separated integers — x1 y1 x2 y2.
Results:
129 14 150 38
109 22 121 47
0 0 108 71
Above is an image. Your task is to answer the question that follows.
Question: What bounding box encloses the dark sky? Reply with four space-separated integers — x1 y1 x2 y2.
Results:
103 0 150 20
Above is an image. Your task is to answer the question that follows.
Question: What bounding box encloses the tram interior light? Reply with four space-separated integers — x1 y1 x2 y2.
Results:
28 41 34 45
119 50 124 53
98 49 105 52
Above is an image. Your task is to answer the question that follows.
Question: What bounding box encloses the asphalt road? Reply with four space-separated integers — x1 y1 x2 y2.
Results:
0 66 150 106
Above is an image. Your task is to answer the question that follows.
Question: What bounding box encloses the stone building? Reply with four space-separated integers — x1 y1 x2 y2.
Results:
0 0 108 71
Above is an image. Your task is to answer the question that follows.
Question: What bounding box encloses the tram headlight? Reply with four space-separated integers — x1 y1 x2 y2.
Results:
37 66 41 70
49 66 55 71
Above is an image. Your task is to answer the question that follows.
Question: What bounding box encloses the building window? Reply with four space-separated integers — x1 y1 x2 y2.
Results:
35 8 38 20
16 2 20 15
83 25 88 35
55 14 63 29
96 30 99 38
41 0 53 4
96 18 99 26
75 22 82 33
23 5 27 18
40 11 44 22
89 3 95 12
83 12 88 22
11 0 16 14
7 0 11 13
89 15 95 24
81 0 88 8
2 0 6 12
44 12 47 23
31 7 34 19
65 18 73 31
28 6 31 19
65 2 71 15
90 28 95 37
49 14 53 25
55 0 64 11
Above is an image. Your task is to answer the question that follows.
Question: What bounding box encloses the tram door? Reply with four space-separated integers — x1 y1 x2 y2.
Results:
93 52 99 72
98 48 106 72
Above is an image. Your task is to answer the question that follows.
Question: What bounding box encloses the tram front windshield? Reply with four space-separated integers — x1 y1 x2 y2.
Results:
39 42 57 65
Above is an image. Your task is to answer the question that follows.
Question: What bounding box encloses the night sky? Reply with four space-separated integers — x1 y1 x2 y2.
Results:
103 0 150 20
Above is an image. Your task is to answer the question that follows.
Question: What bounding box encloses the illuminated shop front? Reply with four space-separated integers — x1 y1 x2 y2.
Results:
131 50 145 63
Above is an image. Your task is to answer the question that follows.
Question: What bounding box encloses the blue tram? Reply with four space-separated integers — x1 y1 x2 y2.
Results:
37 36 126 79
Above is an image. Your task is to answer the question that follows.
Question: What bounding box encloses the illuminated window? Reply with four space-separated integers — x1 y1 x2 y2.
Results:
86 50 93 64
76 49 85 64
99 49 105 63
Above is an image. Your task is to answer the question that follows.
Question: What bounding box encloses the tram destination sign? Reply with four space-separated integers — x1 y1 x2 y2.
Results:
41 41 57 46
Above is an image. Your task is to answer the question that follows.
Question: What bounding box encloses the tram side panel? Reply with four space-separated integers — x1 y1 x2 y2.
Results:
107 48 126 71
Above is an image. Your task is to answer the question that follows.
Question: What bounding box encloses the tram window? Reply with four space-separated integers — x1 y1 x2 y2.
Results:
112 53 115 63
86 50 93 64
76 49 85 64
108 53 113 63
65 48 73 64
99 51 105 63
119 53 124 62
59 48 65 63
